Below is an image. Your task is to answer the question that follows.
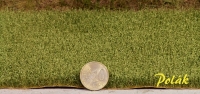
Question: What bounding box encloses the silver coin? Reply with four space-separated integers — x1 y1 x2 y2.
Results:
80 61 109 90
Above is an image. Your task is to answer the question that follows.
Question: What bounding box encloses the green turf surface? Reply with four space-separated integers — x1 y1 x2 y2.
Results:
0 9 200 89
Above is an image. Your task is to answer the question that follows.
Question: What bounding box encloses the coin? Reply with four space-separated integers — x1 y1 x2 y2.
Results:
80 61 109 91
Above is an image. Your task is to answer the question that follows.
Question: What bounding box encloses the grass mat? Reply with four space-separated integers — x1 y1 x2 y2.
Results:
0 9 200 89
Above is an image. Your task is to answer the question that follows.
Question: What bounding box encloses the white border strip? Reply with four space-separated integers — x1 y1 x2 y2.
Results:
1 89 200 94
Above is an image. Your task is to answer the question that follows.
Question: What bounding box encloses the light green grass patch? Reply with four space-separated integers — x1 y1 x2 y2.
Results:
0 9 200 88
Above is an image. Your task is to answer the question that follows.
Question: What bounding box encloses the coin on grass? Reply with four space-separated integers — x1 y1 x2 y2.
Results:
80 61 109 91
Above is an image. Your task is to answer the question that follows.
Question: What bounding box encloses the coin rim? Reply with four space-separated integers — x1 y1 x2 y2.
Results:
80 61 109 91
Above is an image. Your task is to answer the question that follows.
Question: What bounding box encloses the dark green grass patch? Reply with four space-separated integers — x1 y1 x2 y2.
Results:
0 9 200 89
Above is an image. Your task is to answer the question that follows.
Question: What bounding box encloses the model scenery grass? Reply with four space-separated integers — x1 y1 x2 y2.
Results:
0 9 200 89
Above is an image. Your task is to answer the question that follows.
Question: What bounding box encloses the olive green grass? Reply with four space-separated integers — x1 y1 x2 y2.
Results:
0 9 200 89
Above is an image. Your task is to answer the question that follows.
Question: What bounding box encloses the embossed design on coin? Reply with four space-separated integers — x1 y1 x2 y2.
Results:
80 61 109 90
